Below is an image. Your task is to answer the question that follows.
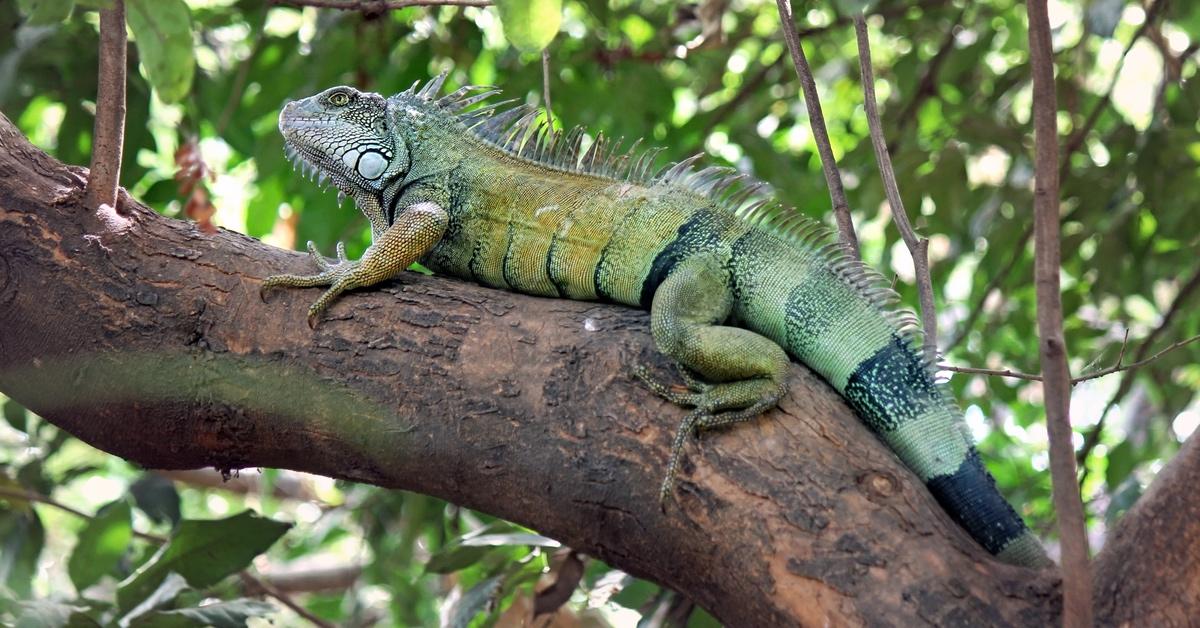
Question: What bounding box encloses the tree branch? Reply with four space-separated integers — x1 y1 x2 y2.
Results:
938 333 1200 384
854 14 938 361
1026 2 1092 625
83 0 127 212
774 0 860 259
1093 432 1200 626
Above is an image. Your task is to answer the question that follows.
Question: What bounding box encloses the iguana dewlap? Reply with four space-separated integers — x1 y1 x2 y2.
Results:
264 75 1050 568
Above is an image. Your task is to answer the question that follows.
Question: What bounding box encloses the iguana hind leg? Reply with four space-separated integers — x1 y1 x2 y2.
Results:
636 253 790 504
262 201 448 326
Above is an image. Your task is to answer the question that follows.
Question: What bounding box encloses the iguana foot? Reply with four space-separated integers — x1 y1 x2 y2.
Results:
635 363 786 507
261 241 361 326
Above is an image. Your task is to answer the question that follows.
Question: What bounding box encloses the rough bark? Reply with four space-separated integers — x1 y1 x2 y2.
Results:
0 111 1193 625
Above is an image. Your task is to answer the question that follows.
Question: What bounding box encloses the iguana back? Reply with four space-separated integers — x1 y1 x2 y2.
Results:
265 75 1050 568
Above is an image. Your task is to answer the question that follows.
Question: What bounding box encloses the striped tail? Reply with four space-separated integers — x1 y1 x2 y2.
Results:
730 230 1049 567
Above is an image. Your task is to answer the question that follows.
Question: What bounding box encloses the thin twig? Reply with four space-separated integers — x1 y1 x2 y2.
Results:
1077 267 1200 472
939 364 1042 382
241 573 336 628
0 485 329 627
541 49 554 129
267 0 489 10
774 0 860 259
854 14 938 360
0 486 165 542
83 0 127 212
1027 1 1092 623
938 333 1200 384
1073 334 1199 384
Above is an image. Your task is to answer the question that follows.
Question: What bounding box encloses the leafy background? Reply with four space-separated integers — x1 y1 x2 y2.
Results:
1 0 1198 625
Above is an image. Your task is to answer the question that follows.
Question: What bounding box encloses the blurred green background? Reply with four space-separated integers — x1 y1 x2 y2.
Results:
1 0 1198 625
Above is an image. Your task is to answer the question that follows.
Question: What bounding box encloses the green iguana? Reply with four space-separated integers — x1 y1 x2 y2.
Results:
263 74 1050 568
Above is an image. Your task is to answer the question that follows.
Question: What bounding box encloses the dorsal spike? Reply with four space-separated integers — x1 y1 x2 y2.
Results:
418 71 449 99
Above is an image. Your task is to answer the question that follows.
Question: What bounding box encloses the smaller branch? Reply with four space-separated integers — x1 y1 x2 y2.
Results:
0 485 165 543
1077 267 1200 471
775 0 860 259
241 573 336 628
267 0 489 10
83 0 127 212
1027 1 1092 625
940 333 1200 385
855 15 937 360
939 364 1041 382
1071 334 1199 384
541 49 554 129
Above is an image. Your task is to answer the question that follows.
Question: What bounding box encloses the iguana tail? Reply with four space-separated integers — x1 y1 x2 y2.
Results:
730 227 1050 567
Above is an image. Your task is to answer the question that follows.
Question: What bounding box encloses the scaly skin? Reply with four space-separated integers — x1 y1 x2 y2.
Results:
264 75 1050 568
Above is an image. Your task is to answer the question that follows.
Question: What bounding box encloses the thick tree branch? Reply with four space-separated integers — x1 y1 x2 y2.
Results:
1 112 1196 624
1093 433 1200 626
1026 2 1092 626
83 0 127 212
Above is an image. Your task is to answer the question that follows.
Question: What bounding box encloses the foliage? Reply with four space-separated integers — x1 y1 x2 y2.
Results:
1 0 1198 624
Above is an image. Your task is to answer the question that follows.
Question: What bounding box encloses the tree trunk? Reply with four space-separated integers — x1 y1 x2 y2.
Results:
0 112 1195 625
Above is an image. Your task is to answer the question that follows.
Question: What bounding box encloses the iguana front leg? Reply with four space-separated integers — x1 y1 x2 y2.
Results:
635 253 791 505
262 201 448 326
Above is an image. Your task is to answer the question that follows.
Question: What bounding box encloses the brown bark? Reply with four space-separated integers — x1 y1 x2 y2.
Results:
1094 433 1200 626
1026 2 1093 626
83 0 127 211
0 112 1193 625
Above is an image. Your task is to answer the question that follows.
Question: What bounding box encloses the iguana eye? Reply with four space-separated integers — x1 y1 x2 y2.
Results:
329 91 350 106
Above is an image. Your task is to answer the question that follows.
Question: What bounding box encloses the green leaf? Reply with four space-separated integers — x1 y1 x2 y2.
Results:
1105 440 1137 488
0 509 44 597
495 0 561 53
460 532 561 548
129 599 276 628
121 572 190 625
13 600 101 628
2 399 27 434
424 543 494 574
130 474 181 526
16 0 75 25
443 575 502 628
125 0 194 103
68 498 133 592
116 511 290 611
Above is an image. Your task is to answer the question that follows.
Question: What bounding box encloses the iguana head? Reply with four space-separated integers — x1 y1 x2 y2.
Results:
278 86 407 199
